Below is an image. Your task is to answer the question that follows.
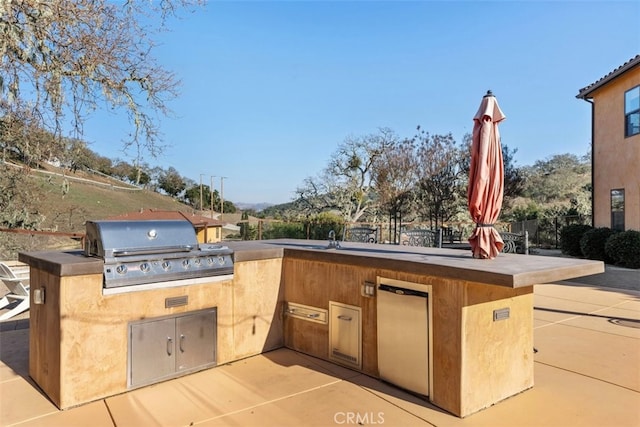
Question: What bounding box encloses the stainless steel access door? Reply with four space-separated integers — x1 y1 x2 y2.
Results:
130 317 176 387
376 283 429 396
128 308 217 388
176 310 217 371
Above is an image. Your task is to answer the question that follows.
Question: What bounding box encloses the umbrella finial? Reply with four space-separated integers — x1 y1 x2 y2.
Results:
484 90 494 98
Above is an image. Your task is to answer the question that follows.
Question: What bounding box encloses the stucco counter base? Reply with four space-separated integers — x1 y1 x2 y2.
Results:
20 240 603 417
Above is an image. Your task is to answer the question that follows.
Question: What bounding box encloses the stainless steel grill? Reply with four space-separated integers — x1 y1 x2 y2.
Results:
85 220 233 288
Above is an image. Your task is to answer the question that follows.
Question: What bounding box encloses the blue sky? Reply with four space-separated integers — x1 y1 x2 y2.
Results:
82 1 640 205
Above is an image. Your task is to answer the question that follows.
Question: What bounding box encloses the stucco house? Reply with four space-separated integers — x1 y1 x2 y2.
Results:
106 209 225 243
577 55 640 231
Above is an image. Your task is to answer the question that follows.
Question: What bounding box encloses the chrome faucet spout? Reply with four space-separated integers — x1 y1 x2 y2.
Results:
327 230 340 249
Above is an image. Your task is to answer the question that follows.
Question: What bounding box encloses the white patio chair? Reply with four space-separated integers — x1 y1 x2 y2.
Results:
0 262 30 321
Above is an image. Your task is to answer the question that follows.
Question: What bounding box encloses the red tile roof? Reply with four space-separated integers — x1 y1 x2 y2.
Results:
106 209 224 227
576 55 640 99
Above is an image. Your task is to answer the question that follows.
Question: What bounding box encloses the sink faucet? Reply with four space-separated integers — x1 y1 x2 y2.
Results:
327 230 340 249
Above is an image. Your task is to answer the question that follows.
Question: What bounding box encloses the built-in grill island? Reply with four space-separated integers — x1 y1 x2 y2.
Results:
85 219 234 288
20 234 603 415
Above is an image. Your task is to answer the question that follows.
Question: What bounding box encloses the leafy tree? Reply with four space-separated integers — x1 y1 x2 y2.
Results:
111 161 136 182
1 0 202 167
93 155 114 176
0 113 57 167
0 167 44 229
158 167 185 197
371 137 418 242
414 129 465 229
221 200 236 214
184 184 213 210
239 211 250 240
521 153 590 204
63 139 96 172
295 128 396 223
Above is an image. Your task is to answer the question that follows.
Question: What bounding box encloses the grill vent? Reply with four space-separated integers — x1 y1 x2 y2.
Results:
165 296 188 308
332 349 357 363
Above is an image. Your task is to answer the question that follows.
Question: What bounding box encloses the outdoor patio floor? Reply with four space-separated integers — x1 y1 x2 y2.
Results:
1 274 639 426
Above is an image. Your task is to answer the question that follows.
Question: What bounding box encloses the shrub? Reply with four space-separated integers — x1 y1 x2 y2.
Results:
263 222 306 239
560 224 592 257
580 227 616 263
605 230 640 269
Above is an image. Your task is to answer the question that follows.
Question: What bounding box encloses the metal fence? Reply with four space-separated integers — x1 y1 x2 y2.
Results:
510 215 591 249
232 215 593 250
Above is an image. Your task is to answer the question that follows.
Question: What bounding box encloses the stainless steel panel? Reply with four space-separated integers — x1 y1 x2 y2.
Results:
129 317 175 387
176 309 217 371
377 282 429 396
85 220 198 258
284 302 328 324
329 302 361 369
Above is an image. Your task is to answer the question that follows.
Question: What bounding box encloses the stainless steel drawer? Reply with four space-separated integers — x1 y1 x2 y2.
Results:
284 302 328 324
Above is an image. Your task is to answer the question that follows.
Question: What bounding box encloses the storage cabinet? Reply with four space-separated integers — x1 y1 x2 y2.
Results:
329 301 361 369
128 308 217 388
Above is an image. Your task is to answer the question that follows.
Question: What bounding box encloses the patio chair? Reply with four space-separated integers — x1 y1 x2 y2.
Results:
0 262 30 321
345 227 378 243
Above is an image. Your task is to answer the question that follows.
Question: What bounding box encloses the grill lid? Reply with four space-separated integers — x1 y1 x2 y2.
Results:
85 219 234 289
85 220 198 259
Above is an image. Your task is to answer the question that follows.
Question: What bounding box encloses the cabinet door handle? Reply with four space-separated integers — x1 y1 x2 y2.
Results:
180 334 185 353
167 337 173 356
337 315 352 321
307 313 320 318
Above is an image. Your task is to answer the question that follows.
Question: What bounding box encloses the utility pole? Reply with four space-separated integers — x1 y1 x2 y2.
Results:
220 176 228 222
199 174 206 212
210 175 216 219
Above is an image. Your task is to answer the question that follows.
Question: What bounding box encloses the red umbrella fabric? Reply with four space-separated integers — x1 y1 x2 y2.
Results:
467 91 506 259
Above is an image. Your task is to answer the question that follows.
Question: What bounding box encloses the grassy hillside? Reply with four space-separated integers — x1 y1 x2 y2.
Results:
1 165 195 259
33 173 193 233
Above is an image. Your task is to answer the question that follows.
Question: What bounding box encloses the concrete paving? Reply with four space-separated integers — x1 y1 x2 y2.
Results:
1 264 639 426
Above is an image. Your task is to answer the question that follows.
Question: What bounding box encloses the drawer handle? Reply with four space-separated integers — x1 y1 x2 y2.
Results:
337 315 352 321
306 313 320 318
167 337 173 356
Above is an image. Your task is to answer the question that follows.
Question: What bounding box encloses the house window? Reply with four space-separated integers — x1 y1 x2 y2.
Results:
611 189 625 231
625 86 640 137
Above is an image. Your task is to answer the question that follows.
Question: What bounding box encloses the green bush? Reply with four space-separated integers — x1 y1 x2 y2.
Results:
262 222 306 239
604 230 640 269
580 227 616 263
560 224 592 257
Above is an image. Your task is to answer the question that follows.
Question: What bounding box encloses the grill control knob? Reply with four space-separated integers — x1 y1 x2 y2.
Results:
217 256 226 266
207 257 215 265
182 259 190 269
162 261 171 271
116 264 128 275
140 262 150 273
193 258 202 266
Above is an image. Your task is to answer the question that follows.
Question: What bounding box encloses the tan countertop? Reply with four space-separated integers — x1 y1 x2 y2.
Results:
19 239 605 288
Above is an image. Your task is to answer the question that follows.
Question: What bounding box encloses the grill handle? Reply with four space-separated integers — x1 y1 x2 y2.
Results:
112 245 195 257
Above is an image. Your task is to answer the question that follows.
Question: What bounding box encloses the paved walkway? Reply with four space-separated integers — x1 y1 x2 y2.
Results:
1 264 639 426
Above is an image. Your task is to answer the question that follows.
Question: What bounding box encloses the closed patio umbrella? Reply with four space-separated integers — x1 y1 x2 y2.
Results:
467 90 505 259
